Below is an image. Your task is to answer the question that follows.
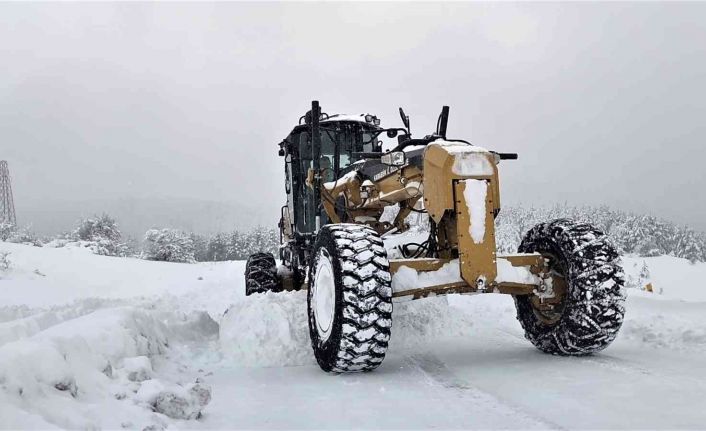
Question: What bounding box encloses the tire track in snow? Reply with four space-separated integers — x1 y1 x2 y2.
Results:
574 354 652 376
492 326 656 376
407 352 566 430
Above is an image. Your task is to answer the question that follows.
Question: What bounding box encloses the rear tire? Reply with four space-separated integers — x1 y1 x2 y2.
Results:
245 252 281 295
515 219 625 355
307 224 393 373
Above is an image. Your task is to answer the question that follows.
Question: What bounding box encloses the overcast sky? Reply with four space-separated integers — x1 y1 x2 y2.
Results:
1 2 705 233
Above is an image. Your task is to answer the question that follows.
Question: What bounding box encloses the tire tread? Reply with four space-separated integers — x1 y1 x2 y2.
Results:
308 224 392 373
245 252 280 295
515 218 625 355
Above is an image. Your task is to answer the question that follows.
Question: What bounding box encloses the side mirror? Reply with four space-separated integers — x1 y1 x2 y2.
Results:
399 107 410 133
436 106 449 138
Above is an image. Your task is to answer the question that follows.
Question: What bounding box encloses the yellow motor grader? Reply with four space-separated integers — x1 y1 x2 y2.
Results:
245 101 625 373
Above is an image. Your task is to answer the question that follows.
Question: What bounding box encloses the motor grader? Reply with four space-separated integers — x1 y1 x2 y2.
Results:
245 101 625 373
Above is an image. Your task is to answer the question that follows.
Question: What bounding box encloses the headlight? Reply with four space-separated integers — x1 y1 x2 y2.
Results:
381 151 406 166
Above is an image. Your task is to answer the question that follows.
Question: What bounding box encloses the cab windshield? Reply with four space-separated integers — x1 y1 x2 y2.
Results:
290 122 381 233
300 122 380 176
330 123 377 171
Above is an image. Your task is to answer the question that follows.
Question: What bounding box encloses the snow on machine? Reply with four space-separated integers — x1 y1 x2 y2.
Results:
245 101 626 373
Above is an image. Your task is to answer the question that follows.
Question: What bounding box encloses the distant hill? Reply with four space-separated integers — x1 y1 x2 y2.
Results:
16 197 280 240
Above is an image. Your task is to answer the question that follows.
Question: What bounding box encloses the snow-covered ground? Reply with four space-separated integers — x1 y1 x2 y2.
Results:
1 241 705 429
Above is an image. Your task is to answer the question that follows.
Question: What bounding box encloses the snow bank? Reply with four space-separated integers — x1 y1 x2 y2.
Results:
391 296 475 350
620 291 706 351
0 241 242 310
219 291 315 367
0 298 128 346
0 306 217 428
623 255 706 302
0 307 169 390
2 239 706 428
0 298 219 347
123 356 154 382
0 307 167 428
135 378 211 420
0 402 60 429
219 291 475 366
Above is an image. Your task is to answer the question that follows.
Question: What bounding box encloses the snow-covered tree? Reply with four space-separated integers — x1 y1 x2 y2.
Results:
494 204 706 262
142 228 195 263
680 230 705 263
202 227 279 262
0 250 10 272
226 230 245 260
638 261 652 288
0 222 16 241
191 233 209 262
72 214 126 256
206 232 230 261
242 226 279 259
5 225 42 247
74 214 121 242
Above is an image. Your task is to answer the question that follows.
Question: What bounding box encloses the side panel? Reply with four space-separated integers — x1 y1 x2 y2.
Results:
422 144 456 223
422 141 500 288
455 179 497 288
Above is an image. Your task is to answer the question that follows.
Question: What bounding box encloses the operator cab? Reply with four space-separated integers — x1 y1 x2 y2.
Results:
288 114 384 175
279 113 384 235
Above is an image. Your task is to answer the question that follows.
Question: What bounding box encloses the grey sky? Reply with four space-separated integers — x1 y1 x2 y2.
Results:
1 2 705 235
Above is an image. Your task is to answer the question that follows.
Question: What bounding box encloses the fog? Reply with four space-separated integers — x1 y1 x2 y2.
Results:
1 2 705 237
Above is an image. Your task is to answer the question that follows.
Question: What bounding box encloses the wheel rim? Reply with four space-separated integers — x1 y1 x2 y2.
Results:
313 250 336 342
531 252 569 326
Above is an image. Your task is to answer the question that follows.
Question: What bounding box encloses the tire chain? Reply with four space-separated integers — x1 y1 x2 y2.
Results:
515 218 626 355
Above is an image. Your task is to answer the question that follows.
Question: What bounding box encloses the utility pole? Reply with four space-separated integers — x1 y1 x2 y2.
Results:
0 161 17 226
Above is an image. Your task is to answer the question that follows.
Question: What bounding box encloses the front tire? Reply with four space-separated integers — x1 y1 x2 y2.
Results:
515 219 625 355
307 224 393 373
